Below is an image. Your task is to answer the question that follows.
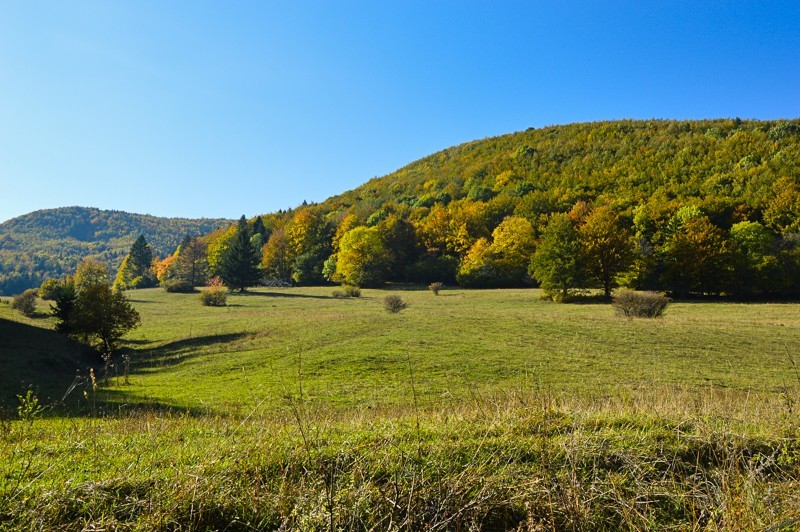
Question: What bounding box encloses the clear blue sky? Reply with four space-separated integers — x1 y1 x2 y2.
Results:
1 1 798 223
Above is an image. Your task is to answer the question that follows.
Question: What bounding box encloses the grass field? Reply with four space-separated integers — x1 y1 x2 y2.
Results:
1 286 799 529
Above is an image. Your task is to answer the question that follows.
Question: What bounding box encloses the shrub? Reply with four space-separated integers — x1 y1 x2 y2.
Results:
383 295 409 313
429 282 445 295
333 285 361 299
11 289 38 317
612 290 669 318
343 285 361 298
199 276 227 307
163 280 194 293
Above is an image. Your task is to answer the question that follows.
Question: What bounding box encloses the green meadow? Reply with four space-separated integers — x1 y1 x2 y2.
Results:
1 287 799 529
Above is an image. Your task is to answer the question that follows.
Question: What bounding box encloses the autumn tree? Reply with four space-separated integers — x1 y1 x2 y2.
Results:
173 235 210 287
74 258 109 294
262 228 292 281
286 208 333 284
207 224 238 276
218 216 262 291
456 238 497 287
333 226 391 287
490 216 537 285
662 215 732 296
579 205 635 298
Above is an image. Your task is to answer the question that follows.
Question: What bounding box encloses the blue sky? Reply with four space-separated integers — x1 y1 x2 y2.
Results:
1 1 798 223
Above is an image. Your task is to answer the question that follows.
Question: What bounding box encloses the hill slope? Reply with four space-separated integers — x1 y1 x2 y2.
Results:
320 118 799 220
0 207 233 295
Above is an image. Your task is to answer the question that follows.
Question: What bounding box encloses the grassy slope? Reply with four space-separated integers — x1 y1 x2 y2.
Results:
1 288 799 529
0 300 93 408
110 287 800 414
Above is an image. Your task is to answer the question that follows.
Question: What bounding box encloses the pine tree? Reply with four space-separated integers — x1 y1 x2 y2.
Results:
252 216 267 239
129 235 153 274
113 235 157 290
218 216 262 291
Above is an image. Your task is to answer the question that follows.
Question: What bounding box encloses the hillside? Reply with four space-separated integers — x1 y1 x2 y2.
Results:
240 118 800 296
0 207 233 295
320 118 799 221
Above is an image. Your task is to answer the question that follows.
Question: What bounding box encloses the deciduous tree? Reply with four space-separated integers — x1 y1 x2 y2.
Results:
579 205 635 298
530 213 586 301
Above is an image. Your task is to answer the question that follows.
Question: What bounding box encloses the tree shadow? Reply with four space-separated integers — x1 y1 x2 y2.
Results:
238 291 333 300
127 332 251 372
0 317 96 408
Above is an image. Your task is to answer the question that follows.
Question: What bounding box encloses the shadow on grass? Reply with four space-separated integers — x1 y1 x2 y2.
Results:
237 291 333 300
128 332 251 371
38 388 214 419
0 317 96 408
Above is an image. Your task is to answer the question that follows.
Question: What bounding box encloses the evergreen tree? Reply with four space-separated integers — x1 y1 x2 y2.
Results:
114 235 157 290
129 235 154 273
218 216 262 291
51 283 77 334
252 216 267 239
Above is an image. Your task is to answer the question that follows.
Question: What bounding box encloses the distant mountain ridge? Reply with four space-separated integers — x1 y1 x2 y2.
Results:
0 206 233 295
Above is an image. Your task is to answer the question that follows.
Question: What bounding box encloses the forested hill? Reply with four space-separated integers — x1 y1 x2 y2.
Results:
0 207 232 295
321 118 799 220
235 118 799 297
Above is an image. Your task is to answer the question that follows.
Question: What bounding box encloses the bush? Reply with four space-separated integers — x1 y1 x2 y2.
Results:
383 295 409 313
612 290 669 318
199 276 227 307
163 280 195 293
333 285 361 299
343 285 361 298
11 289 38 317
429 282 444 295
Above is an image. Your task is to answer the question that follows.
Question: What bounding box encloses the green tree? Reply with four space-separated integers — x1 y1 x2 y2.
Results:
530 213 586 301
51 281 77 335
333 226 391 287
72 283 141 357
218 216 262 291
729 221 778 296
579 205 635 298
74 258 109 294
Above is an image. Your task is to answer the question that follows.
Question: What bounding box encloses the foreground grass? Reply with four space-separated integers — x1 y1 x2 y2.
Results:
1 287 800 528
1 389 799 530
